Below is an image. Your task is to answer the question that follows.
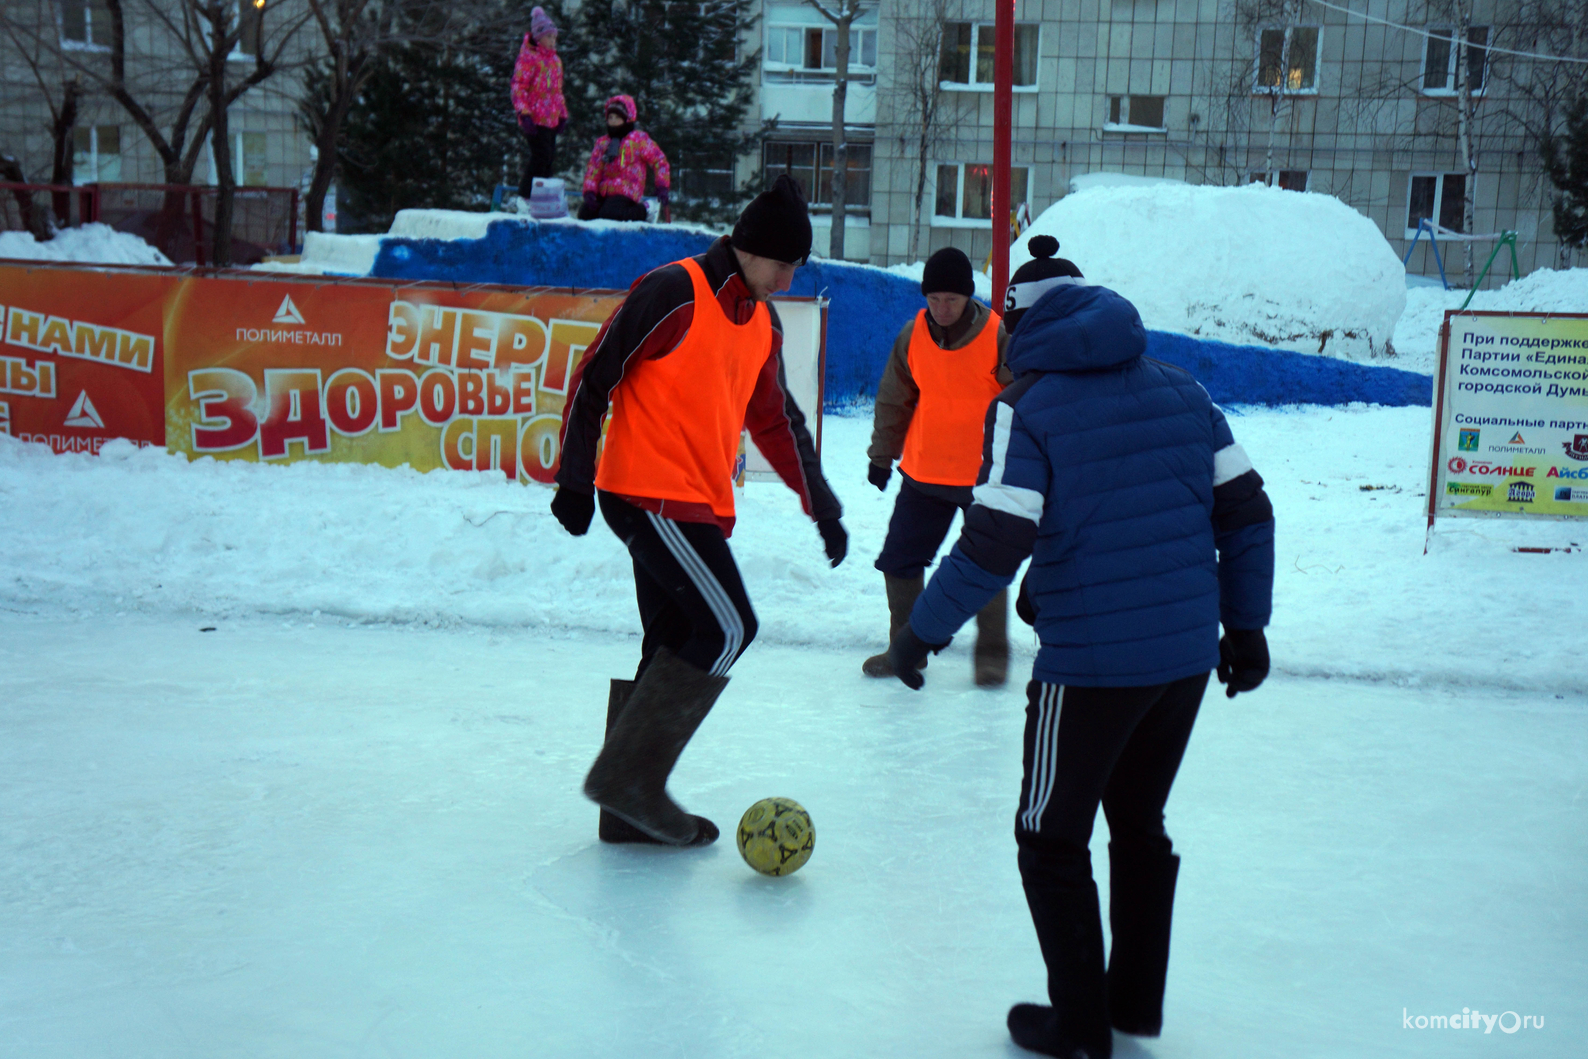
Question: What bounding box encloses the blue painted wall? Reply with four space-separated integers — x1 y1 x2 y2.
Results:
370 218 1431 410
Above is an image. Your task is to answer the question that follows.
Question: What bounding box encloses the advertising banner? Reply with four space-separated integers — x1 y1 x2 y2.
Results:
0 263 172 453
164 274 613 483
1429 310 1588 523
0 262 828 486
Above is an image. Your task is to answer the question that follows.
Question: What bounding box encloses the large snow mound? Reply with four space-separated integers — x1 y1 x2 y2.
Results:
1011 183 1407 360
0 223 171 266
1391 267 1588 375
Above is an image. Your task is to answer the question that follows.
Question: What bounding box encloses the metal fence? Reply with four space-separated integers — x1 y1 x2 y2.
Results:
0 182 298 265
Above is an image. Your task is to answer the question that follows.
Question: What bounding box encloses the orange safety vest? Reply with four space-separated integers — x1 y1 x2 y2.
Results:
899 308 1005 487
595 257 772 519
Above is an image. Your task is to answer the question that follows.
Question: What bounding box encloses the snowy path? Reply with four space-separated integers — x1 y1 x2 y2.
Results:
3 613 1583 1058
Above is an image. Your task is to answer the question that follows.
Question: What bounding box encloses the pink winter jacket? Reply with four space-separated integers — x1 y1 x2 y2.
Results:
510 36 568 128
582 132 670 203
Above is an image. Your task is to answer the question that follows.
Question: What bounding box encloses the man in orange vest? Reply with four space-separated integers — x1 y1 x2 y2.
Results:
863 247 1012 686
550 174 847 848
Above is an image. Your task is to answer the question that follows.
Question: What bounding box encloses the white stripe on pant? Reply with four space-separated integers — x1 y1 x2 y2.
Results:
645 511 744 677
1021 683 1065 831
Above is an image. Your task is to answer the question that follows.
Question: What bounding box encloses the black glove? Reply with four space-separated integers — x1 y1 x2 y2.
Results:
582 191 600 214
817 518 848 567
867 462 892 491
550 487 595 536
1217 628 1270 698
517 113 536 135
554 116 568 135
1015 573 1036 626
888 624 950 691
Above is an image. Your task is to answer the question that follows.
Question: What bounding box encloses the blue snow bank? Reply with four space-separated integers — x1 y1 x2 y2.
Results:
370 218 1431 411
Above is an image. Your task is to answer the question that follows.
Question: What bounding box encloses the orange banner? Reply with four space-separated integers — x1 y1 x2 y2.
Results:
0 263 171 453
0 262 621 481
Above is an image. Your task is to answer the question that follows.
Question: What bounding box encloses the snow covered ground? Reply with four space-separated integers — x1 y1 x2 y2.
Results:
1389 267 1588 375
1 405 1585 1056
0 223 172 266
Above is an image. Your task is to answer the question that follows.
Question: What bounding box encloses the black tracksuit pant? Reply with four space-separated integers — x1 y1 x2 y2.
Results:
518 124 558 194
599 492 758 680
1014 672 1209 1051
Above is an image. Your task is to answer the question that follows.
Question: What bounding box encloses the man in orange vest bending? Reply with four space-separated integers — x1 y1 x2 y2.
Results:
863 247 1012 686
550 174 847 848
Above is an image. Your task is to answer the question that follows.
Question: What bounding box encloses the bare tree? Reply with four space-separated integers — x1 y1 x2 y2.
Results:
0 0 308 262
805 0 864 260
890 0 946 262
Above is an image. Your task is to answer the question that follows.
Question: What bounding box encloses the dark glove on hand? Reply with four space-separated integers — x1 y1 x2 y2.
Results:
867 462 891 492
1015 573 1036 626
817 518 848 567
1217 628 1270 698
517 113 536 135
554 116 568 134
656 187 670 206
888 624 950 691
550 487 595 536
582 191 600 213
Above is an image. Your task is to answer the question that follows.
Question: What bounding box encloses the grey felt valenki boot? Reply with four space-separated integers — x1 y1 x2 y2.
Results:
974 589 1010 687
862 573 926 677
583 646 725 847
597 679 668 844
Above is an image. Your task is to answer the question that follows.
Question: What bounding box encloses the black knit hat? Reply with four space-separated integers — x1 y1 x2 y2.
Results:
731 174 812 265
1003 235 1085 332
920 247 976 297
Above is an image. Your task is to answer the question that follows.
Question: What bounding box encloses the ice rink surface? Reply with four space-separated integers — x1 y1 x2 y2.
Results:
3 613 1583 1058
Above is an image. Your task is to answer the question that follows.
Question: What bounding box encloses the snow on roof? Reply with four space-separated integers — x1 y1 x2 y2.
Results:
1011 182 1407 360
0 223 171 267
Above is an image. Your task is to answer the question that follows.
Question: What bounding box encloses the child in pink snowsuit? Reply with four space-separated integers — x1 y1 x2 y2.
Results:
510 7 569 196
578 95 670 222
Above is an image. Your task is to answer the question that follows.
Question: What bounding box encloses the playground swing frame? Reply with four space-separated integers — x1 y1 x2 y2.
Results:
1401 219 1521 309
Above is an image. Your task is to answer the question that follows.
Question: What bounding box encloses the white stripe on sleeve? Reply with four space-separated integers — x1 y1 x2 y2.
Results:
1213 443 1254 487
973 402 1045 524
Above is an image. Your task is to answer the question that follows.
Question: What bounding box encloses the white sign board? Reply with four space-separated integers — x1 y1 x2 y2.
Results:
744 296 826 482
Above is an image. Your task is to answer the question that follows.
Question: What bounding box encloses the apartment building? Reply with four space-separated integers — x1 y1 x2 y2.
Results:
1 0 314 195
738 0 1563 282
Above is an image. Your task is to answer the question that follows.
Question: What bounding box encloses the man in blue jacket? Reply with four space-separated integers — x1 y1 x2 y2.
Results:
889 247 1276 1059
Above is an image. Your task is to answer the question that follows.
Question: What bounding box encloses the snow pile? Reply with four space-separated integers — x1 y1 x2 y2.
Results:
0 407 1580 692
1391 267 1588 375
0 223 171 266
1068 171 1186 193
1010 183 1407 360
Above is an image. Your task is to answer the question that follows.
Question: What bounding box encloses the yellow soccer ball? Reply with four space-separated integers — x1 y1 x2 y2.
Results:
736 797 815 876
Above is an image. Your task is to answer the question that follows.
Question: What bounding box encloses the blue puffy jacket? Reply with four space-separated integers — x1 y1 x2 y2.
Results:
910 283 1275 688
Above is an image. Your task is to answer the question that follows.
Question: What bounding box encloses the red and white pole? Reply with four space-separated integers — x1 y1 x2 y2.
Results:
991 0 1014 312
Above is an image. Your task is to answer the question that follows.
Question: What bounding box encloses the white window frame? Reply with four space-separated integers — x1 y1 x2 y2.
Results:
930 162 1031 228
206 130 270 186
72 124 121 184
1405 171 1467 238
58 0 110 51
1251 24 1321 95
762 4 878 84
1102 95 1168 133
939 22 1041 93
1420 25 1489 96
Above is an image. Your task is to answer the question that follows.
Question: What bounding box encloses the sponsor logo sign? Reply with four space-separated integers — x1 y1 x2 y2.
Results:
1445 482 1492 497
1434 311 1588 519
1554 486 1588 502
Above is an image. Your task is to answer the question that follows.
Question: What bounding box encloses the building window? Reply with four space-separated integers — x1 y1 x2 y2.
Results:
939 22 1039 90
1422 26 1488 93
1105 95 1166 130
1254 26 1319 92
763 4 878 84
228 0 264 59
763 141 872 212
1406 172 1466 235
1250 169 1309 190
59 0 111 49
214 131 268 186
72 125 120 183
932 162 1029 226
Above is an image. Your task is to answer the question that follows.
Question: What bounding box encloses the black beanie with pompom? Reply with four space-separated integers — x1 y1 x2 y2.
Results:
1003 234 1085 332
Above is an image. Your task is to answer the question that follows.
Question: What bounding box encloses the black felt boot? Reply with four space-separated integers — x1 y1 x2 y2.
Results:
862 574 926 677
1009 847 1112 1058
597 679 666 844
583 647 723 847
1105 840 1180 1036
